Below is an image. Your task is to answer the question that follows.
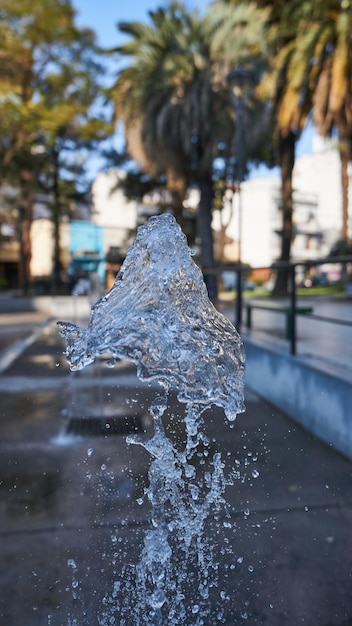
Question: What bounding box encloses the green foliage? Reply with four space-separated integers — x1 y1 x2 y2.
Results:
329 238 352 257
0 0 112 188
115 171 168 203
0 0 114 291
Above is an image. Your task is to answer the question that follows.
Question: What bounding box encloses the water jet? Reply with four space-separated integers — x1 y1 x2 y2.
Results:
59 213 245 625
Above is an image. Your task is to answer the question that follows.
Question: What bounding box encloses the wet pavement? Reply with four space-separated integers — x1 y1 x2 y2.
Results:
0 311 351 625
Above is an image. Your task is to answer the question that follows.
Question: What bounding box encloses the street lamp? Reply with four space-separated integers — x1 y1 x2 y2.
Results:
226 65 254 327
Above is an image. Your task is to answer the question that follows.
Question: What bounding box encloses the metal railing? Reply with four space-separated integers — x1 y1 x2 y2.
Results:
205 255 352 356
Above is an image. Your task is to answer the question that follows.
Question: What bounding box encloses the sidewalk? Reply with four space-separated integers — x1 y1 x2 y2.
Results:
0 312 351 625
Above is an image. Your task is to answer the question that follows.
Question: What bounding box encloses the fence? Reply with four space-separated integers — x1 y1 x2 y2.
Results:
206 255 352 357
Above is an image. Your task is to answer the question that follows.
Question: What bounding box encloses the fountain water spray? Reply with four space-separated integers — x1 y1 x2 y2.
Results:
58 213 245 625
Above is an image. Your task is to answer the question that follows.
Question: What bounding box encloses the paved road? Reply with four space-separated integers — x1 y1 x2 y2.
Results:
0 311 351 625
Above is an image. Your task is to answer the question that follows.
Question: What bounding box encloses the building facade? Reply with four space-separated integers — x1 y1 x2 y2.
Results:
212 138 351 274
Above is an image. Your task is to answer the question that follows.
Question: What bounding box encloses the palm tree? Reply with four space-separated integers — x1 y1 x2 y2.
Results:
110 1 236 299
112 4 199 224
282 0 352 243
251 0 315 294
253 0 352 292
206 0 306 294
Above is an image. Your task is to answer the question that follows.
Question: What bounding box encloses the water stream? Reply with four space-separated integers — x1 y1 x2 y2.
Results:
58 213 245 625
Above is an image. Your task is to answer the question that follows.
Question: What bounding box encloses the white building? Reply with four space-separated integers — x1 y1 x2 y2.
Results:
91 169 138 256
212 137 351 270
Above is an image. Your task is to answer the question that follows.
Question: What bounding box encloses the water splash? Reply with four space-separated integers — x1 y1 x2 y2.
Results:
58 213 245 625
58 213 245 421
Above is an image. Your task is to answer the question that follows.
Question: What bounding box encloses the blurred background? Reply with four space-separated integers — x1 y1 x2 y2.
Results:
0 0 351 300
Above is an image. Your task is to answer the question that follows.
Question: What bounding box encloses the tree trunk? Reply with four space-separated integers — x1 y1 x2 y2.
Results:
198 175 217 301
272 130 296 296
166 167 186 230
169 189 185 230
52 146 62 294
19 170 34 294
338 132 350 241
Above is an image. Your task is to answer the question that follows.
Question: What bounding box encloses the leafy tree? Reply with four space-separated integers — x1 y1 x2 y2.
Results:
329 238 352 257
0 0 112 291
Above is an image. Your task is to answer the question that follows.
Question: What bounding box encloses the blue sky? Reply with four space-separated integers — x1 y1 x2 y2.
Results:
73 0 210 48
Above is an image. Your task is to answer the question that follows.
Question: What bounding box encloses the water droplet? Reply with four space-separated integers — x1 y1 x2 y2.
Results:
101 464 107 471
87 448 93 457
185 464 195 478
192 604 200 614
150 589 166 609
248 565 254 572
252 469 260 479
243 508 250 516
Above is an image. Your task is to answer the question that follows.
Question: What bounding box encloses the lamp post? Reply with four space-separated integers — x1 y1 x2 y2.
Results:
227 65 254 328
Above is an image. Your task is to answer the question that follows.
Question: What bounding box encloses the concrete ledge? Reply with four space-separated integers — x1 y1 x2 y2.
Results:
244 335 352 461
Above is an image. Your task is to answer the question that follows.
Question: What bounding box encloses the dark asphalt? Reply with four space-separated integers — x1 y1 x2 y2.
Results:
0 312 351 625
